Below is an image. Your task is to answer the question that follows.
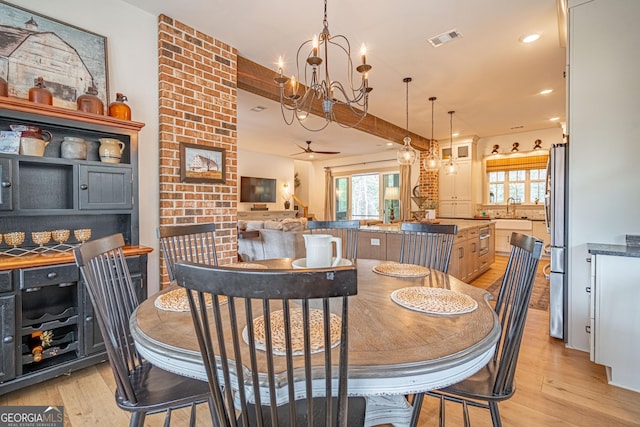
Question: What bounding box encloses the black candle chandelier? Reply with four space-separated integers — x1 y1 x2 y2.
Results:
274 0 372 131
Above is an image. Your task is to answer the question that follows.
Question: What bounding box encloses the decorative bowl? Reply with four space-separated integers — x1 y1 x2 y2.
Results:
74 228 92 243
51 229 71 244
4 232 25 247
31 231 52 246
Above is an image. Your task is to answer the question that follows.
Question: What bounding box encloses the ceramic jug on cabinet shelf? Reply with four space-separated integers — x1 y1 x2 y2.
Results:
61 136 87 160
28 77 52 105
108 93 131 120
10 124 52 157
98 138 125 163
77 85 104 115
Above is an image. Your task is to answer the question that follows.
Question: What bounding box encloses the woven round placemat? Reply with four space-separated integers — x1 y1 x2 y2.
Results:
390 286 478 315
373 262 431 278
154 288 224 312
244 308 341 356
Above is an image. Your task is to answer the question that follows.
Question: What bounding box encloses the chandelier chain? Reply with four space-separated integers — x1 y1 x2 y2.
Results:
323 0 328 27
405 80 409 135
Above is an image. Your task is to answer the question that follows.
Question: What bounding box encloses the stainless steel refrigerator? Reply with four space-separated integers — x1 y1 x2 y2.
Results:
545 143 568 341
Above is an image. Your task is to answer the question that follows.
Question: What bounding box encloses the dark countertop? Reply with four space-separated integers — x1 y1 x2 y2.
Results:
588 243 640 258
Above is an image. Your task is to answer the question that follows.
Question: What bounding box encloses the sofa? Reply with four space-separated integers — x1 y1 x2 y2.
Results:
237 218 307 261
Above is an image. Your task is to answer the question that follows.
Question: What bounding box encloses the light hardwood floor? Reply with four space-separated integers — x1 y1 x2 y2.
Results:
2 257 640 426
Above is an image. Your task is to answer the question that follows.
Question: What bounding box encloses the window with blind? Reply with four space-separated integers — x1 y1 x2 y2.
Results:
486 153 548 204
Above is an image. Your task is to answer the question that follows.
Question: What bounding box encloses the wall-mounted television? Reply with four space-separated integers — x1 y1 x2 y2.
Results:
240 176 277 203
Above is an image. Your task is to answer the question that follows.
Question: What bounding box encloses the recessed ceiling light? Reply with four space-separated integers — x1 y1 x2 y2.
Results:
549 117 560 121
250 105 267 112
520 33 540 43
386 142 394 146
452 132 460 137
539 89 553 95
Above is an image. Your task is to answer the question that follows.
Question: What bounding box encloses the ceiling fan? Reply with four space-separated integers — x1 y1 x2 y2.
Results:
291 141 340 156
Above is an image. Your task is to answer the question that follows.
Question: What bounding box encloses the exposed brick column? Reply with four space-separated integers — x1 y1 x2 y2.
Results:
418 141 440 213
157 15 238 287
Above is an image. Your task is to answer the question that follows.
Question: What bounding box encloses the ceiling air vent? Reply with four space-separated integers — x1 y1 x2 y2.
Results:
428 29 463 48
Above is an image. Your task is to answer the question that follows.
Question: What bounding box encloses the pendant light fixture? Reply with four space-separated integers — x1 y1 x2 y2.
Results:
444 110 458 175
397 77 417 165
423 96 441 171
274 0 372 131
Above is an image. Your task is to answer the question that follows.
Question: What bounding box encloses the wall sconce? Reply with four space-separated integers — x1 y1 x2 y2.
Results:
511 142 519 152
533 139 542 150
282 183 291 209
491 145 499 155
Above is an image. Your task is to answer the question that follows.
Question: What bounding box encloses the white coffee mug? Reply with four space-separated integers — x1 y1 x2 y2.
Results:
303 234 342 268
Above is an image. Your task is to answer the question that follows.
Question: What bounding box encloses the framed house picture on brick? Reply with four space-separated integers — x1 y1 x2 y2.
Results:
180 143 226 184
0 1 109 109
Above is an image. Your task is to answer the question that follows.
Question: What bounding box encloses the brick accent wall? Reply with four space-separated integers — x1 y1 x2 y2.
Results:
418 141 440 211
157 15 238 286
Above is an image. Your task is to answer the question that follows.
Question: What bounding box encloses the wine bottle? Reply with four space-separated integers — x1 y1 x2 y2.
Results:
28 330 53 362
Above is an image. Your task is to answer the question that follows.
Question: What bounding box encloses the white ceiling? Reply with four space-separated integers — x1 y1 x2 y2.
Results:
122 0 566 160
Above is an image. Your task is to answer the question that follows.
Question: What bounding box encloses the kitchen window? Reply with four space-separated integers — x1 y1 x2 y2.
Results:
486 153 548 205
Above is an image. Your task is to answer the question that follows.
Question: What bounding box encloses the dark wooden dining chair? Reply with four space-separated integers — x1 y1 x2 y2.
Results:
411 232 543 427
174 261 367 426
399 222 458 272
157 223 218 282
307 220 360 259
73 233 212 427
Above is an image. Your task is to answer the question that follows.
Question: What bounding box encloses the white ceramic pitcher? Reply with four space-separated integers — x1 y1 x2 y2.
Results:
98 138 125 163
303 234 342 268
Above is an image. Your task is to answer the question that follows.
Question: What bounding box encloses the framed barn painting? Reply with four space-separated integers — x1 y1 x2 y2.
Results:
180 143 226 184
0 1 109 109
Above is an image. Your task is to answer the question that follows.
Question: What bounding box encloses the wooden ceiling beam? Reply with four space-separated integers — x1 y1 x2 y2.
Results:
236 55 432 151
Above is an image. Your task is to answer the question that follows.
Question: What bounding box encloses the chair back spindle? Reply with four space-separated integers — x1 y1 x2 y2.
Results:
415 232 543 427
75 234 212 426
175 262 366 426
157 223 218 281
399 223 458 272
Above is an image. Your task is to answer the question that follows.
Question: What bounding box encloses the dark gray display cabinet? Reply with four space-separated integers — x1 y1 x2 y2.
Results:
0 97 151 394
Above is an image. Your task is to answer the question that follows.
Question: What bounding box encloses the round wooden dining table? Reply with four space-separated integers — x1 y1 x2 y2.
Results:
130 258 500 426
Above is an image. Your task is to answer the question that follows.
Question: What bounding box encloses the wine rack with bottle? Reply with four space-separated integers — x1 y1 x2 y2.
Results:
0 97 151 395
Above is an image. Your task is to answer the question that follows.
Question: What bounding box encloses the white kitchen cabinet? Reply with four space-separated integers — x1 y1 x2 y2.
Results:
589 252 640 392
494 220 532 254
438 160 472 218
531 220 550 251
440 142 472 162
495 230 512 254
438 200 473 219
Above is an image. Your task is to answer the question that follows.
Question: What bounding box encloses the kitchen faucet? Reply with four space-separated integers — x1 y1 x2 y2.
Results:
507 197 517 218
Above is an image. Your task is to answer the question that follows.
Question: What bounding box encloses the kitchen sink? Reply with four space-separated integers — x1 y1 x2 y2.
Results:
494 219 532 230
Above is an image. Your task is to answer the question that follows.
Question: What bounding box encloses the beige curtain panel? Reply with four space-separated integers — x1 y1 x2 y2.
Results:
400 164 411 221
324 168 333 220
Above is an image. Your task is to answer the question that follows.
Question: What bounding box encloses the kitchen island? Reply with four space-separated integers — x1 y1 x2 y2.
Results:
358 219 495 282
